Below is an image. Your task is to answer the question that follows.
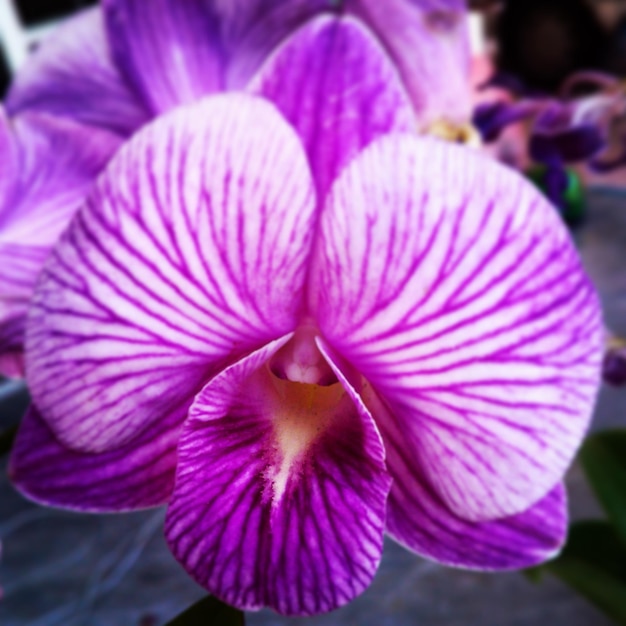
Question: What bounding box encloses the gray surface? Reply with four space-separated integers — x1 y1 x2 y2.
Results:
1 188 625 625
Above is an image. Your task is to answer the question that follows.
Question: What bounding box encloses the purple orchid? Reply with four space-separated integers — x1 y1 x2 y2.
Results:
0 0 472 376
9 14 603 616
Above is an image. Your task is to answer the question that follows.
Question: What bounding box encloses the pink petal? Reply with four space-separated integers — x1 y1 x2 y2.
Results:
0 112 120 375
165 338 391 615
6 8 148 135
311 135 602 522
25 94 316 454
10 405 180 511
366 387 567 569
249 15 415 200
347 0 472 126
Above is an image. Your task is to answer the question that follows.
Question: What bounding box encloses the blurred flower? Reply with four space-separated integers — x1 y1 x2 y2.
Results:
0 108 119 376
6 0 473 131
474 71 626 210
0 0 473 376
11 16 603 615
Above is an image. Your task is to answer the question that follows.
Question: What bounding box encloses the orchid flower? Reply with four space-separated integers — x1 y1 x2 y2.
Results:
474 71 626 209
10 14 603 616
0 0 472 376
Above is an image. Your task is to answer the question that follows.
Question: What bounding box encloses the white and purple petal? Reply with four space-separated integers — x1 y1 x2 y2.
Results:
6 8 147 136
249 15 415 199
25 94 316 453
364 386 567 569
388 474 567 570
10 404 181 511
165 339 391 615
311 135 602 522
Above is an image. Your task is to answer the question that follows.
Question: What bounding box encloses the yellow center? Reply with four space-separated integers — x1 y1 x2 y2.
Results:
424 119 482 147
266 372 346 503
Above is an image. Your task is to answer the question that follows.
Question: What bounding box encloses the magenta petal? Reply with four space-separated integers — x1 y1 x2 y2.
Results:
104 0 224 114
312 135 603 522
165 339 391 615
10 405 180 511
0 350 24 378
347 0 472 126
6 8 147 135
249 15 415 199
0 112 120 374
389 478 566 570
25 94 316 454
366 387 566 569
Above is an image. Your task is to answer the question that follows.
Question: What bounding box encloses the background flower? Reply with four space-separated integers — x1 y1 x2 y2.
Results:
0 107 119 376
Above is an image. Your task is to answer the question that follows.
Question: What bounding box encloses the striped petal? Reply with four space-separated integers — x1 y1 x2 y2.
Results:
249 15 415 199
0 112 120 376
6 8 148 136
25 94 316 453
311 135 602 522
165 338 390 615
10 404 180 511
365 387 567 569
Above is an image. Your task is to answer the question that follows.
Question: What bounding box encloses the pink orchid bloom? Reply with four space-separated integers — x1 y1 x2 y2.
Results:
10 14 602 616
0 0 472 377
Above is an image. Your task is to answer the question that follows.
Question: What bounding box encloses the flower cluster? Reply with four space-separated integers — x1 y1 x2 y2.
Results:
2 0 603 617
474 72 626 210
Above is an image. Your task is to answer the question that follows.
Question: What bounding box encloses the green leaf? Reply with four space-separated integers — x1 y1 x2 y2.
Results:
579 429 626 542
546 520 626 625
164 596 245 626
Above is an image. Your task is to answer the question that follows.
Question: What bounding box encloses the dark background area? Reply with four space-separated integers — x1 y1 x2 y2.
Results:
0 47 9 98
0 0 96 97
15 0 95 25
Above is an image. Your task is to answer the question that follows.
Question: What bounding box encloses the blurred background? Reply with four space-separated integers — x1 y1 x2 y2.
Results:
3 1 626 624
